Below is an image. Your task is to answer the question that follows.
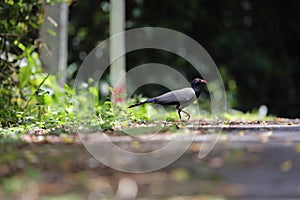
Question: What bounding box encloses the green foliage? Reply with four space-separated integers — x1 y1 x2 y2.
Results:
0 0 79 130
0 0 42 126
0 0 76 129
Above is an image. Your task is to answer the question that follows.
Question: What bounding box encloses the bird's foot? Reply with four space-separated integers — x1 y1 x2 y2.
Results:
186 114 190 121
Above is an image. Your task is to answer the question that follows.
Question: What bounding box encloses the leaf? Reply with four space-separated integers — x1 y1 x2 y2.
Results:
280 160 293 172
13 40 26 51
19 65 31 88
4 0 14 6
47 28 56 36
294 143 300 152
170 168 190 182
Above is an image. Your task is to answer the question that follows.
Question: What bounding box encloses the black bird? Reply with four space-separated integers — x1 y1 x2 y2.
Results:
128 78 207 120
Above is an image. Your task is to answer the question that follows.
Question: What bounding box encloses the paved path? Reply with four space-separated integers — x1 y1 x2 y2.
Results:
1 120 300 199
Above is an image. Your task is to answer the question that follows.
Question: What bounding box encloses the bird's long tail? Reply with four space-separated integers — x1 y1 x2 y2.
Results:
128 98 154 108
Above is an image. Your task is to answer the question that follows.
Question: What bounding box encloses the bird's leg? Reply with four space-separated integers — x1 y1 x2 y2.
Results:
181 110 191 120
176 105 182 120
176 106 191 120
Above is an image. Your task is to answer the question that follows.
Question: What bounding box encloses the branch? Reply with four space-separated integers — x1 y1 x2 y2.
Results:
0 33 22 37
23 73 51 109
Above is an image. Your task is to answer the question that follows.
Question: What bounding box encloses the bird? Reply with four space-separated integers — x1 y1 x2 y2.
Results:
128 78 207 120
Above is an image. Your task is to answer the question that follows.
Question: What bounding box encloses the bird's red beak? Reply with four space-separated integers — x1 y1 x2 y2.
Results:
199 79 207 84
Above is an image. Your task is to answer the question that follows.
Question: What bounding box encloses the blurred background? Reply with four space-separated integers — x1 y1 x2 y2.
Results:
1 0 299 122
68 0 300 118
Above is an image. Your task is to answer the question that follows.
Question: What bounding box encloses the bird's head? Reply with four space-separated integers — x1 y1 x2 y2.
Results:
191 78 207 97
191 78 207 87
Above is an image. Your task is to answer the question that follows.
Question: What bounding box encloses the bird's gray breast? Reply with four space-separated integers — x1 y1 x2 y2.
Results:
174 87 196 108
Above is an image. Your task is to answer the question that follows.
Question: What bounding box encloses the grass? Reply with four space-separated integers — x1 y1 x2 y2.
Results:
0 100 274 147
224 109 275 121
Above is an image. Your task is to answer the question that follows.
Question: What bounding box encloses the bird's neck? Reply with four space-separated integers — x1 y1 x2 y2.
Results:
193 88 201 98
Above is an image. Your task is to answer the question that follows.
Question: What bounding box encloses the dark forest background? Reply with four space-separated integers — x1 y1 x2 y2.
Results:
68 0 300 118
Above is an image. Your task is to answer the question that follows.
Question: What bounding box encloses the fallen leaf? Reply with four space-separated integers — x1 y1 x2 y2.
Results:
280 160 293 172
209 157 224 168
257 131 272 143
189 143 200 152
170 168 190 183
295 144 300 152
130 140 141 149
61 134 73 143
237 131 244 136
